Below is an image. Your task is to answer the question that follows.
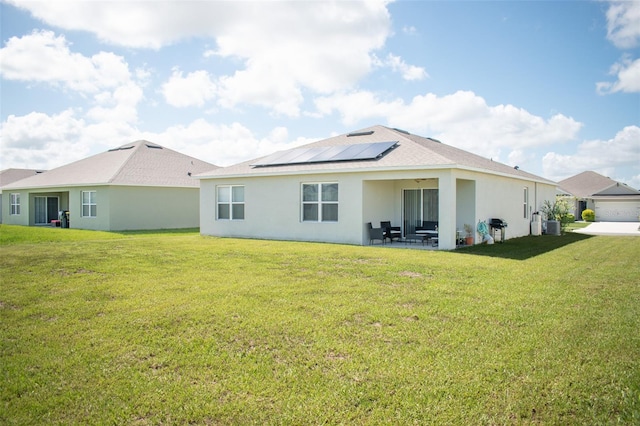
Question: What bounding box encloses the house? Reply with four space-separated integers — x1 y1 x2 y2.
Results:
197 125 557 250
1 141 218 231
558 171 640 222
0 168 46 223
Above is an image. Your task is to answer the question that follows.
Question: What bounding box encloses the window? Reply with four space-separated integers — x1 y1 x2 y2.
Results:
302 183 338 222
10 193 20 215
217 185 244 220
81 191 97 217
523 187 529 218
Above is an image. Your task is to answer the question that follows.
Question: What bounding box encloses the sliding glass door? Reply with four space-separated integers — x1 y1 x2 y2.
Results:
34 196 59 225
402 189 438 235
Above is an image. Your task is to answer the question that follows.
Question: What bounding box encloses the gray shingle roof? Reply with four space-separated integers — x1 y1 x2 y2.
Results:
196 125 554 184
2 141 218 190
558 171 640 197
0 168 46 189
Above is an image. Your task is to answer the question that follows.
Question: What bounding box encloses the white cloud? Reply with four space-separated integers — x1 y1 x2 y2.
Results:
0 30 131 94
313 89 582 163
605 0 640 49
402 25 418 35
376 53 428 81
5 0 202 49
85 82 144 124
0 109 91 169
1 109 83 149
217 68 304 117
628 174 640 190
542 125 640 182
0 108 312 170
210 2 391 116
596 55 640 94
0 28 146 150
7 1 393 116
138 120 312 167
507 149 534 170
161 69 217 108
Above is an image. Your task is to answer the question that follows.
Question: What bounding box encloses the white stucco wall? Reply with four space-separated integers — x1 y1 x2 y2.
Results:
201 174 366 245
1 188 72 227
69 186 110 230
108 186 200 230
1 185 200 231
200 168 557 249
473 172 556 239
1 191 29 226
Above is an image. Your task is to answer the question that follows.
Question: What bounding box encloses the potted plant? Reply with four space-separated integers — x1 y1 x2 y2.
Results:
464 224 474 245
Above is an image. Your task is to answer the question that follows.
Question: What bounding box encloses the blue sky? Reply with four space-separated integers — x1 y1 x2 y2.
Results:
1 0 639 187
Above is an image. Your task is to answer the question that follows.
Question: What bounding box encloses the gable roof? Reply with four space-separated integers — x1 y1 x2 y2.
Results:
2 141 218 190
196 125 554 184
558 171 640 198
0 168 46 190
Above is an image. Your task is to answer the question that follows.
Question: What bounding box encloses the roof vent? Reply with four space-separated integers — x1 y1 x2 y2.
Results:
347 130 374 137
392 128 410 135
145 144 162 149
108 146 134 152
426 137 441 143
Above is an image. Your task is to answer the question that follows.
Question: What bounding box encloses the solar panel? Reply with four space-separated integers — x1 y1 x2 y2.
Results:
352 142 398 160
308 145 352 162
252 141 398 167
285 146 333 164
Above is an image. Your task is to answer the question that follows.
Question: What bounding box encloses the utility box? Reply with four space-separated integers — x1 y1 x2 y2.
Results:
546 220 560 236
531 213 542 236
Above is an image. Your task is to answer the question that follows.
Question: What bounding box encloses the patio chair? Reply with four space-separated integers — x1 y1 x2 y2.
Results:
367 222 386 245
381 221 401 243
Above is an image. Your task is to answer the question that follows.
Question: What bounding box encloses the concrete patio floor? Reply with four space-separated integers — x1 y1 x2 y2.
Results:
368 221 640 250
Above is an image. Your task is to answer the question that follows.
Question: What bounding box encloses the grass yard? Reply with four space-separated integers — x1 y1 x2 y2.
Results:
1 225 639 425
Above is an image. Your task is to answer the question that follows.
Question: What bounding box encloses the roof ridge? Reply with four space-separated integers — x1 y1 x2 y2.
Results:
108 141 148 184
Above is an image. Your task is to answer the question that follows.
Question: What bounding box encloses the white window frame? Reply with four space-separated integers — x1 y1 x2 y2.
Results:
301 182 339 223
523 187 529 219
217 185 245 220
81 191 97 218
10 193 20 215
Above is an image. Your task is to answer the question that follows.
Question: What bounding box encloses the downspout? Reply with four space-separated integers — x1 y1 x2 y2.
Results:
535 182 538 216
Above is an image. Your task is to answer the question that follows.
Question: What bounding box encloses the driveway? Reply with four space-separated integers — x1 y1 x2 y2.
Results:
573 222 640 236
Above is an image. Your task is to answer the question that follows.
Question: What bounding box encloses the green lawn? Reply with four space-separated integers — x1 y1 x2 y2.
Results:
1 225 639 425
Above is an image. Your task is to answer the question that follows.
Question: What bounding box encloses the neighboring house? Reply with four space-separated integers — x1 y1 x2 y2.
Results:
0 169 46 223
1 141 218 231
558 171 640 222
197 125 557 250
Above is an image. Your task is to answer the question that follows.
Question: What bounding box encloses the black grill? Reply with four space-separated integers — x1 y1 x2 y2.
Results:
489 218 508 242
489 218 507 229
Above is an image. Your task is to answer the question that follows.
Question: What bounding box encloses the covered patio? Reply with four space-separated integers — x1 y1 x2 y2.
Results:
29 191 70 226
363 174 477 250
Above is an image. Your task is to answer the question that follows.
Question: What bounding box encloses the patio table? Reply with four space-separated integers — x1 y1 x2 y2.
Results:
413 230 438 246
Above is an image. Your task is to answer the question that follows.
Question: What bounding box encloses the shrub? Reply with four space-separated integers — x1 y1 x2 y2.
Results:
541 199 573 232
582 209 595 222
567 214 575 223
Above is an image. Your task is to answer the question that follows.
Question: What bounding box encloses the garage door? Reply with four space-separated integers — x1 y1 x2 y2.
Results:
595 201 640 222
